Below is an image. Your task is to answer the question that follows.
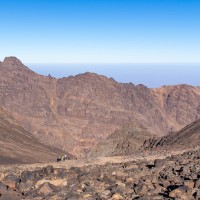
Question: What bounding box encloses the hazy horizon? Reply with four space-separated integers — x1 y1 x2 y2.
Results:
28 63 200 88
1 0 200 87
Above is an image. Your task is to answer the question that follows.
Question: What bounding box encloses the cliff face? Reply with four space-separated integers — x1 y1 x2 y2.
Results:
0 57 200 157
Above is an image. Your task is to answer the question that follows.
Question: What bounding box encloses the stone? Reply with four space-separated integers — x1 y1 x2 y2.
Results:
82 194 93 199
2 175 20 189
134 181 149 195
37 182 54 196
112 193 123 200
125 177 134 184
195 189 200 199
49 196 63 200
160 179 170 188
116 181 126 188
0 192 21 200
62 179 68 187
18 181 35 193
184 180 194 189
20 171 36 182
35 178 66 188
169 186 192 200
0 182 8 193
154 159 165 168
101 190 111 198
115 171 128 181
43 165 54 176
195 179 200 188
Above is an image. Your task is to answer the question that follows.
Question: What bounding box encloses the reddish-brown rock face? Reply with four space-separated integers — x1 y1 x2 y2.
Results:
88 123 154 158
0 57 200 157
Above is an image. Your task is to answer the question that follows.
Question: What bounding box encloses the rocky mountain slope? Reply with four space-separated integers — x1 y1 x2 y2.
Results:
1 57 200 157
91 117 200 158
143 118 200 150
0 147 200 200
89 123 154 158
0 106 67 164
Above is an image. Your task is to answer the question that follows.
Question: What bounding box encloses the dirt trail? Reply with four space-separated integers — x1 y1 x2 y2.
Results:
0 147 195 174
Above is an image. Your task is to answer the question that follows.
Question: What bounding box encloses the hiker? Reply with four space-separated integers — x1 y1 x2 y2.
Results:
57 154 70 162
64 154 68 160
57 155 61 162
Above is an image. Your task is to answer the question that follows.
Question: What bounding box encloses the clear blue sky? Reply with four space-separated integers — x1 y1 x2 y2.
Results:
0 0 200 87
29 63 200 88
0 0 200 63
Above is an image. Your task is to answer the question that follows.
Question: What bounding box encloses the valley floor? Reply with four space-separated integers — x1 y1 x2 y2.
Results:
0 147 192 174
1 147 200 199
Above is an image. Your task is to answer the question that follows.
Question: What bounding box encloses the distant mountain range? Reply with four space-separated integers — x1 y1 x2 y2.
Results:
1 57 200 157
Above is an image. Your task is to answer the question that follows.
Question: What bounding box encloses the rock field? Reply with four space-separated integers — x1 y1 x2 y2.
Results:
0 148 200 200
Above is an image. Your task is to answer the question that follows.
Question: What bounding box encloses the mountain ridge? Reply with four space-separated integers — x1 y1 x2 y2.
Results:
1 56 200 157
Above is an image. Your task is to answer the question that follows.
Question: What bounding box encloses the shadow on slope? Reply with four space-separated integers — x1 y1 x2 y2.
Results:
0 107 71 165
143 118 200 149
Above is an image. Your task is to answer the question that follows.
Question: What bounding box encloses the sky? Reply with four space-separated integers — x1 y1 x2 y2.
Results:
28 63 200 88
0 0 200 87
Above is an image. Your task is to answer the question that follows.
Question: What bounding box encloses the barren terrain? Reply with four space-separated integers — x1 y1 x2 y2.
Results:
1 57 200 157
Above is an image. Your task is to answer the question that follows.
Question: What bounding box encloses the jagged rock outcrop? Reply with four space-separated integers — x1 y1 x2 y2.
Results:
0 106 69 164
1 57 200 157
89 123 154 158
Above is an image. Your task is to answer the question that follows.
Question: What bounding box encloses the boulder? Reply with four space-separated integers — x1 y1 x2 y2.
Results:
169 186 194 200
154 159 165 168
37 182 57 196
184 180 195 189
112 193 123 200
2 175 20 189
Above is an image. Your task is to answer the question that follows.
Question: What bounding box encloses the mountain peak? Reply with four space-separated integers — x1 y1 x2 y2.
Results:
3 56 23 65
1 56 34 73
